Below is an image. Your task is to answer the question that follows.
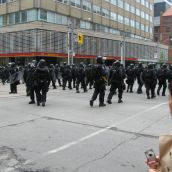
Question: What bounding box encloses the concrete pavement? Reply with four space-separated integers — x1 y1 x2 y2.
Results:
0 83 171 172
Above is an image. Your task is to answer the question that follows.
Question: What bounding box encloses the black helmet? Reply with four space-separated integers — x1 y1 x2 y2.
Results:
162 63 167 69
96 56 103 64
11 62 16 68
113 60 121 67
169 65 172 70
63 62 67 66
38 59 46 68
50 64 54 68
148 63 153 69
138 62 143 67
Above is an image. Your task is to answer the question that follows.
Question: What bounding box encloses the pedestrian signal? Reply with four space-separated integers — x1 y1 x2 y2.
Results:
78 33 84 45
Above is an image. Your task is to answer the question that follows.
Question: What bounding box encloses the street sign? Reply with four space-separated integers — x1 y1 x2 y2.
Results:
78 33 84 45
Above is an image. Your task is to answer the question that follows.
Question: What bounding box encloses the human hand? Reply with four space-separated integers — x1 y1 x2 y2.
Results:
169 94 172 117
146 156 160 171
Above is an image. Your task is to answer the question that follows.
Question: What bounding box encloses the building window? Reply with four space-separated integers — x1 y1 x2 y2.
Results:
82 0 91 11
28 9 37 22
93 5 101 15
136 9 140 16
80 20 92 30
118 15 123 24
130 6 135 13
0 16 3 27
21 11 27 22
39 9 47 21
110 12 117 21
125 3 130 11
111 0 117 5
118 0 123 9
71 0 81 8
47 11 55 23
124 17 130 25
15 12 20 24
102 8 109 18
9 13 15 25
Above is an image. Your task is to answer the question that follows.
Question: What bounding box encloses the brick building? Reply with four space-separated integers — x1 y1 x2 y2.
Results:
160 6 172 62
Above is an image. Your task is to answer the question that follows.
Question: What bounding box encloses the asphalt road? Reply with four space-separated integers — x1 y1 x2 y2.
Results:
0 83 171 172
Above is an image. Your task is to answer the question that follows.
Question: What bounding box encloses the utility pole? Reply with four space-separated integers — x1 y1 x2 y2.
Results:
67 20 74 65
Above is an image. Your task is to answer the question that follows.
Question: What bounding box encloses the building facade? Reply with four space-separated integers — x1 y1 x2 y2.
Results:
160 6 172 62
0 0 168 65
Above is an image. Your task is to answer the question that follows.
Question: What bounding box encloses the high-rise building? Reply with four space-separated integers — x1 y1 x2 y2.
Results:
0 0 168 65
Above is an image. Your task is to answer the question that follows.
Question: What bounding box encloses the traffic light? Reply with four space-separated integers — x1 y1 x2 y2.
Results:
78 33 84 45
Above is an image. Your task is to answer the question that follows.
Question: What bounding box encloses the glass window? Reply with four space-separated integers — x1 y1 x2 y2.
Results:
82 0 91 11
71 0 81 8
28 9 37 22
136 9 140 16
102 8 109 18
93 5 101 15
62 16 67 25
136 21 140 29
21 11 27 22
141 24 144 31
130 19 135 27
39 9 47 21
0 16 3 26
80 20 92 29
141 11 144 18
124 17 129 25
110 12 117 21
125 3 130 11
141 0 145 6
56 14 62 24
15 11 20 24
118 0 123 9
9 13 15 25
47 11 55 23
118 15 123 23
111 0 117 5
130 6 135 13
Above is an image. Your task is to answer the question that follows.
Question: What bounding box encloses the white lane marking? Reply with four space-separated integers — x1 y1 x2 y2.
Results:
5 102 167 171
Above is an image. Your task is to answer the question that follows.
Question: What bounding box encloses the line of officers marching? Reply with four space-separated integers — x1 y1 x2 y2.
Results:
0 56 172 107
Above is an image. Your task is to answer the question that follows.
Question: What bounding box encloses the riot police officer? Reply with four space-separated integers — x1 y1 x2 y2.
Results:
126 64 136 93
90 56 106 107
49 64 57 89
76 62 87 93
142 63 157 99
9 62 19 94
34 59 50 107
86 64 94 89
135 62 144 94
107 61 126 104
157 64 168 96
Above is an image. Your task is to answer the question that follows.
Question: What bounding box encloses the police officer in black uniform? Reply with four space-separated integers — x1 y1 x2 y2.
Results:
76 62 87 93
24 63 36 104
90 56 106 107
49 64 57 89
34 59 50 107
142 63 157 99
9 62 19 94
135 62 144 94
86 64 94 89
55 64 62 87
157 64 168 96
107 61 126 104
126 64 136 93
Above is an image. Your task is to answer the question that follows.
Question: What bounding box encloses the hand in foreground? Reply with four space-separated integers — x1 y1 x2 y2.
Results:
146 156 160 172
